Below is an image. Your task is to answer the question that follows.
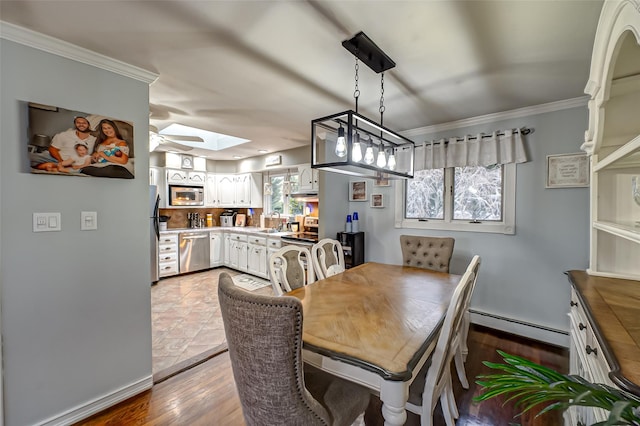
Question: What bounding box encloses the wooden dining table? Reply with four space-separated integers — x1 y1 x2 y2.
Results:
286 262 461 426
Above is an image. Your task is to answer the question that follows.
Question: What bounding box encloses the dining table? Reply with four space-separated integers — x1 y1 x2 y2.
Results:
286 261 461 426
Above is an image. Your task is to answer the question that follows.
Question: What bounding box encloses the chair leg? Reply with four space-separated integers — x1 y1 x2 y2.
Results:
445 374 459 419
461 312 470 361
454 347 470 389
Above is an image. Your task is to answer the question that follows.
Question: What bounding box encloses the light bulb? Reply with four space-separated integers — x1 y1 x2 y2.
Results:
364 144 375 165
387 151 396 170
376 150 387 168
335 126 347 158
352 134 362 162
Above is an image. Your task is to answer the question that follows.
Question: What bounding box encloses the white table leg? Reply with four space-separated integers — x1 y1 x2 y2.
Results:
379 380 408 426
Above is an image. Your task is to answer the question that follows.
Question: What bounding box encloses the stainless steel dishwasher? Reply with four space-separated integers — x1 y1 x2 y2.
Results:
179 231 211 273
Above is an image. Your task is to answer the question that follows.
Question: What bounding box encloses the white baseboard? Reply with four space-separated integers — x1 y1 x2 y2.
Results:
37 375 153 426
470 309 569 348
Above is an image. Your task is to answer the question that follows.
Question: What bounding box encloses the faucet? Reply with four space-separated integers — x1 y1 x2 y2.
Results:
269 211 282 231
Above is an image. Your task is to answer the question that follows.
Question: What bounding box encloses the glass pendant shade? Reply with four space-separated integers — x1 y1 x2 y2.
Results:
335 126 347 157
387 151 397 170
376 150 387 168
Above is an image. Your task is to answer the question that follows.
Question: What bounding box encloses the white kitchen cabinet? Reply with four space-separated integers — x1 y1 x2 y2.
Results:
223 232 230 266
188 171 206 185
297 164 319 192
205 173 217 207
247 235 268 279
166 168 205 186
267 237 282 281
582 0 640 281
228 233 248 272
210 231 223 267
235 174 252 207
150 166 167 208
217 174 236 206
158 233 179 277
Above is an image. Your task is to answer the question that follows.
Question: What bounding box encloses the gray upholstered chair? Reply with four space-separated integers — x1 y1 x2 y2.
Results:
400 235 455 272
311 238 346 280
218 273 370 426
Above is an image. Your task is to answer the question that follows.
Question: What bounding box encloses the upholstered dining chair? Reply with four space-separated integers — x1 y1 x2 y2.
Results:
400 235 455 273
269 246 315 296
311 238 346 280
218 273 370 426
452 255 481 389
405 259 478 426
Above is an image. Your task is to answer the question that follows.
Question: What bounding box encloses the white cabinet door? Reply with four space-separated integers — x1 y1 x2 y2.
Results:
166 169 188 184
298 164 319 192
188 171 206 185
238 242 249 272
217 174 236 206
224 233 230 265
229 240 239 269
205 173 217 207
235 174 251 206
210 232 222 267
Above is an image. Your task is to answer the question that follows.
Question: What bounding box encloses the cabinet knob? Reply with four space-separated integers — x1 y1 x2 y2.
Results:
579 323 586 331
570 300 578 307
585 345 598 356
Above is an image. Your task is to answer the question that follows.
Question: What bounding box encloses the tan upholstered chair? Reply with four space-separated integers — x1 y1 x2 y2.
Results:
218 273 370 426
400 235 455 272
269 246 315 296
405 259 479 426
311 239 346 280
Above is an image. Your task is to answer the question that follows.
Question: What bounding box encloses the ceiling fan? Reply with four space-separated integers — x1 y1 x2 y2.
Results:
149 126 204 152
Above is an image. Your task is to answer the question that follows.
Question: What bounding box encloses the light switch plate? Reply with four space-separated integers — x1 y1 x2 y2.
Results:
33 212 61 232
81 211 98 230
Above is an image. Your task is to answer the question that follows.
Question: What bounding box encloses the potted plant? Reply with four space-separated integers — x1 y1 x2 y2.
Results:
474 351 640 425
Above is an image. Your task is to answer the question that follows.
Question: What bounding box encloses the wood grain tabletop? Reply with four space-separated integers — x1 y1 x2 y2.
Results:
287 262 460 381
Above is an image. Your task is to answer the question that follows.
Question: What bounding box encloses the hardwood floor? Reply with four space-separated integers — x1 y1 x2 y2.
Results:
77 324 568 425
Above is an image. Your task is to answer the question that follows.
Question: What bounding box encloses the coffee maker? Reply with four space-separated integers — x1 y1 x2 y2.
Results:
220 210 237 227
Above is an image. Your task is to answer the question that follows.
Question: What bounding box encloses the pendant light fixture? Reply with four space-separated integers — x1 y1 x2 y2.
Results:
311 31 414 180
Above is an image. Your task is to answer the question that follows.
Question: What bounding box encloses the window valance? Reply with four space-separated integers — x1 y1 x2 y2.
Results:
415 128 529 171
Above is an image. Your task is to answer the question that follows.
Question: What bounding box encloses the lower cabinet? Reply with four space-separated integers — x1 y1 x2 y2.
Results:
267 238 282 281
567 287 614 426
158 233 179 278
228 233 248 273
210 231 223 267
247 235 268 279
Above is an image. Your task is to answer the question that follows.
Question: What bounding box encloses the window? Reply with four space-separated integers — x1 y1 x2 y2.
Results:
264 172 303 217
397 164 516 234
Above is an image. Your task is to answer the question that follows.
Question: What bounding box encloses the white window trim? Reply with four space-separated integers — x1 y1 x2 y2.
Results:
394 163 516 235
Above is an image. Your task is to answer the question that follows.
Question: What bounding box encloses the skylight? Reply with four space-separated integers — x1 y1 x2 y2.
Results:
159 123 250 151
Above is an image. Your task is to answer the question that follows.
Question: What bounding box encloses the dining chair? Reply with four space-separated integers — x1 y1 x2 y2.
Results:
218 272 370 426
269 245 315 296
311 238 346 280
405 259 478 426
400 235 455 273
452 255 481 389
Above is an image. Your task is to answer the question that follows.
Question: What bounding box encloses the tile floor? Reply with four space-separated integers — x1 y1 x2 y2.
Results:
151 267 274 374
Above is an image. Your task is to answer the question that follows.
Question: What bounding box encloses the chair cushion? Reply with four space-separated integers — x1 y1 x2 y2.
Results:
305 364 371 426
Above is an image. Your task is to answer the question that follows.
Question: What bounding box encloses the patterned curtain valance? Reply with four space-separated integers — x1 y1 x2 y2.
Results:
415 128 529 171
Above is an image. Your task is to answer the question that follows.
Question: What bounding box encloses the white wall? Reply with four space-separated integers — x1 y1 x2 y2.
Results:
321 106 590 345
1 39 153 425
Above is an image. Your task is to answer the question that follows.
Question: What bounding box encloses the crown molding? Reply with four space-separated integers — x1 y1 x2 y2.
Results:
402 96 589 137
0 21 158 84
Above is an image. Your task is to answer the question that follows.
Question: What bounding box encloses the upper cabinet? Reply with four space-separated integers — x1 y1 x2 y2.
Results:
297 164 319 192
166 168 205 186
583 0 640 281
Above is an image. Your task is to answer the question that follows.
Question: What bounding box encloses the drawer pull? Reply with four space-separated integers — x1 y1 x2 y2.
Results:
585 345 598 356
570 300 578 307
578 323 586 331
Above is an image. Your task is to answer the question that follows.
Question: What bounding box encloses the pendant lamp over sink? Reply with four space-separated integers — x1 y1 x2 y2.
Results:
311 31 415 180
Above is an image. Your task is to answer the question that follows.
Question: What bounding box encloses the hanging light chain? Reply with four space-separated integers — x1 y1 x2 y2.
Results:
354 56 360 113
379 72 385 126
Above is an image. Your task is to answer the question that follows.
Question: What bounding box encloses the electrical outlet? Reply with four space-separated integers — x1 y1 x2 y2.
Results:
33 213 61 232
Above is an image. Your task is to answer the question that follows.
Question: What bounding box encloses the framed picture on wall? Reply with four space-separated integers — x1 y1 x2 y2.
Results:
371 193 384 208
26 101 135 179
546 152 589 188
349 181 368 201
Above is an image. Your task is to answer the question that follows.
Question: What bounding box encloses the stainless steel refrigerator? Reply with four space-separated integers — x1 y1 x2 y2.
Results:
150 185 160 284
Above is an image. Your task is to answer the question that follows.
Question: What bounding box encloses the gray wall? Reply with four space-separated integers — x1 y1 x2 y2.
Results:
321 106 590 341
1 40 152 425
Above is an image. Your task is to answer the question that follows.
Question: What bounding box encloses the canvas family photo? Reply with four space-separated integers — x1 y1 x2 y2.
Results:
27 102 135 179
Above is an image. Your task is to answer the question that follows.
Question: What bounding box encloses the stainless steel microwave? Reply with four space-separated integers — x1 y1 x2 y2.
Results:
169 185 204 206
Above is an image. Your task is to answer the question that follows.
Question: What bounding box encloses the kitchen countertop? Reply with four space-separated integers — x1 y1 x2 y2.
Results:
159 226 293 237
